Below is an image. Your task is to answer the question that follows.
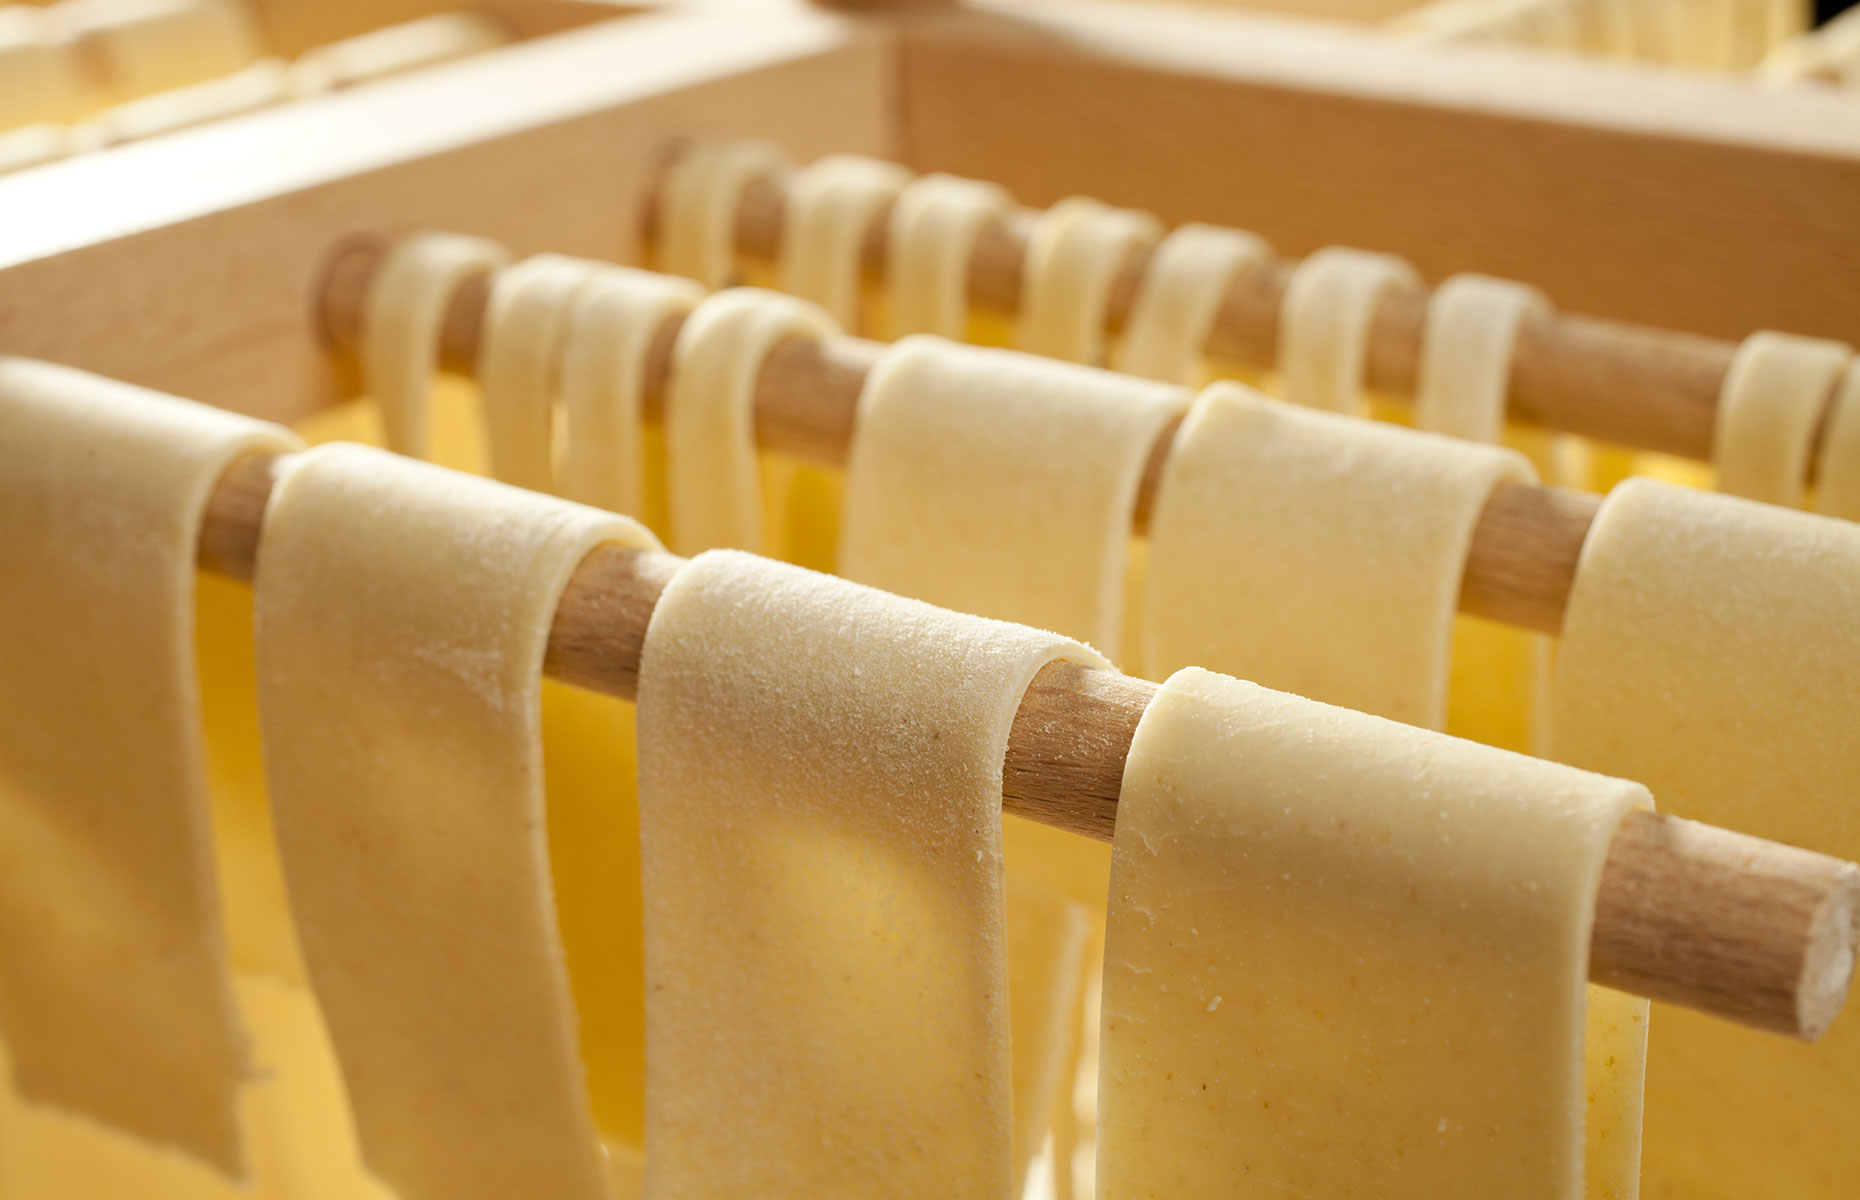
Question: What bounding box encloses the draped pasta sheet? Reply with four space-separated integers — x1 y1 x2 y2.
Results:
840 336 1188 662
257 444 659 1200
665 288 839 555
1548 479 1860 1199
1712 331 1852 507
1017 197 1161 366
1145 383 1532 729
477 253 599 493
636 550 1107 1198
362 232 510 460
0 359 300 1176
886 173 1013 340
1101 667 1649 1199
558 265 702 518
1113 223 1270 386
777 154 910 331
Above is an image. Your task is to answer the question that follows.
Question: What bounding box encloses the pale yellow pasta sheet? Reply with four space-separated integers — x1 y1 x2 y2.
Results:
1549 478 1860 1198
257 444 659 1200
840 336 1188 661
1145 383 1532 729
0 359 298 1176
1100 667 1648 1198
636 550 1106 1198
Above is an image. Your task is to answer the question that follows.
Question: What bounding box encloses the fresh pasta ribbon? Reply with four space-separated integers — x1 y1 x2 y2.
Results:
1018 196 1162 365
665 287 839 555
1713 330 1853 507
1114 222 1271 385
655 138 789 289
778 153 911 332
558 265 703 517
840 336 1188 661
1815 359 1860 520
1415 272 1550 445
1100 666 1649 1198
0 358 300 1177
1547 478 1860 1198
886 172 1014 340
258 444 659 1200
477 252 602 493
636 550 1107 1198
1145 383 1533 729
362 231 512 459
1277 245 1422 415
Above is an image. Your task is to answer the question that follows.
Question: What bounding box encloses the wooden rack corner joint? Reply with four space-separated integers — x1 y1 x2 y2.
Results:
182 235 1860 1042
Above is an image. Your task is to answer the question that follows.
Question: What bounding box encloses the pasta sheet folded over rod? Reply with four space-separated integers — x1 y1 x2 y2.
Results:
257 444 660 1200
1549 479 1860 1198
841 336 1188 662
636 550 1107 1198
0 358 299 1177
1101 667 1650 1198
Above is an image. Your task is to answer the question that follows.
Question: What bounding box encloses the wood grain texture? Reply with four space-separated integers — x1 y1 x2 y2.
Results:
321 238 1590 633
196 451 1860 1038
898 4 1860 351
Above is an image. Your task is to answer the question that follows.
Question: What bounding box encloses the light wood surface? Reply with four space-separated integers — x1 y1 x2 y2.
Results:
320 234 1603 635
899 2 1860 347
0 9 893 425
198 451 1859 1039
7 0 1859 441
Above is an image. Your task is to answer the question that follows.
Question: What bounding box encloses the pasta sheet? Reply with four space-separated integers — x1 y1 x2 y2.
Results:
636 550 1105 1197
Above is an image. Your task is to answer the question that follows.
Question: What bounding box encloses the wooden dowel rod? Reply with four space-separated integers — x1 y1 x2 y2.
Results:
722 168 1739 463
200 451 1858 1039
316 236 1603 636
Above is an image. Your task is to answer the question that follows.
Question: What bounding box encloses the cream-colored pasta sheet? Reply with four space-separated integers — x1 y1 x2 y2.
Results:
1100 667 1648 1198
477 253 599 493
886 172 1013 340
1713 331 1851 506
840 337 1187 661
655 139 788 289
1113 223 1270 385
665 288 838 555
1 974 392 1200
778 154 909 332
0 358 298 1176
1145 383 1533 729
362 231 510 459
257 444 659 1200
636 549 1106 1198
1277 246 1420 414
1415 273 1548 445
1548 478 1860 1199
558 265 702 516
1017 197 1161 365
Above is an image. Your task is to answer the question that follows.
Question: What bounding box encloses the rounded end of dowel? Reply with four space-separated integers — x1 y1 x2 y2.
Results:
314 232 390 353
1797 862 1860 1042
1591 811 1860 1039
